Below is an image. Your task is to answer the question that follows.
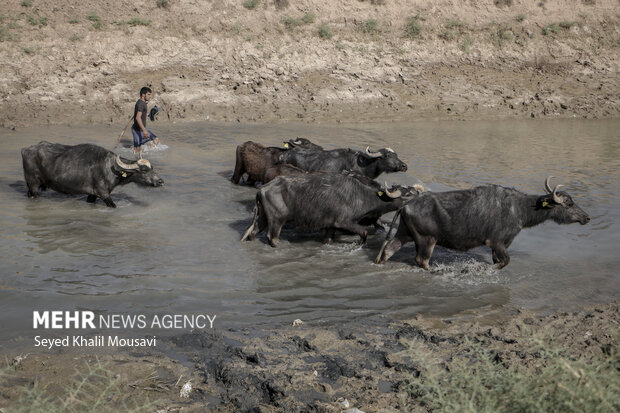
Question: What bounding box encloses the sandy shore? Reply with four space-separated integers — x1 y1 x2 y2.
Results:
0 1 618 130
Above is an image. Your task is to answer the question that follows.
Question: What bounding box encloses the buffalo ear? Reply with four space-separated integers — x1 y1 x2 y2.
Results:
536 195 554 209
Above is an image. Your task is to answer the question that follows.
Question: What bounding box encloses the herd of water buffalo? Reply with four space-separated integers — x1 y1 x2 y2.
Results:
21 138 590 269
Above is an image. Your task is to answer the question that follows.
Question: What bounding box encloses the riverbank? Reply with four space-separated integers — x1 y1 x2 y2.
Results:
1 0 618 130
2 302 617 411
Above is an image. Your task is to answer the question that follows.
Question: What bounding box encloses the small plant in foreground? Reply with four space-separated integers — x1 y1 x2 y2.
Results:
406 336 619 412
359 19 380 34
126 18 150 27
460 35 474 53
542 23 559 35
559 20 577 29
243 0 260 10
318 23 332 39
21 0 33 7
301 12 315 24
405 15 422 39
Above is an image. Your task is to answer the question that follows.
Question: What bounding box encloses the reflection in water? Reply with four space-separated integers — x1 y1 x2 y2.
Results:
0 119 618 341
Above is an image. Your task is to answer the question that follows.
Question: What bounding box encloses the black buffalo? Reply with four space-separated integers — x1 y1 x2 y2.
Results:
241 172 422 247
231 138 322 185
278 146 408 179
21 141 164 208
375 177 590 269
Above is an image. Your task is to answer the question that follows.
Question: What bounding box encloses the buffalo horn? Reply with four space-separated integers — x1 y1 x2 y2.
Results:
544 176 555 194
115 155 139 170
552 184 564 204
544 176 564 204
365 146 383 158
385 147 394 153
384 181 402 198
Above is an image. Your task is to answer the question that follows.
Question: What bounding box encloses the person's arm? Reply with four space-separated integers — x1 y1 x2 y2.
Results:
135 111 149 139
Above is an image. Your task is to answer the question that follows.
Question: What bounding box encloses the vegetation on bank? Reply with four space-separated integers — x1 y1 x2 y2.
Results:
2 359 154 413
405 330 619 412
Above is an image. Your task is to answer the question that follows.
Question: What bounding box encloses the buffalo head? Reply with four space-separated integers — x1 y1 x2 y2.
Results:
538 176 589 225
361 147 408 173
115 155 164 187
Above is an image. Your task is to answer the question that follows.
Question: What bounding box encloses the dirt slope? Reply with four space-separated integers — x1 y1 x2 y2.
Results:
0 0 618 129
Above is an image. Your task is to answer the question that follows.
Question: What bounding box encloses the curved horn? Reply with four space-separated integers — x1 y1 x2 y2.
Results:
544 176 555 194
136 158 152 169
552 184 564 204
385 147 394 153
115 155 139 170
365 146 383 158
384 181 402 198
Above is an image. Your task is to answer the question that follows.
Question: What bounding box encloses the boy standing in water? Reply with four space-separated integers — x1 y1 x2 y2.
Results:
131 86 159 153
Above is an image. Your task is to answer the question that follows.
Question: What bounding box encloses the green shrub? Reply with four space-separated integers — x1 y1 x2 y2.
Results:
68 18 79 24
494 0 513 6
282 16 301 29
87 11 102 29
405 15 422 39
318 23 332 39
445 19 465 29
406 337 619 412
301 12 315 24
439 29 455 41
516 13 526 22
26 15 37 26
282 13 314 30
87 12 101 22
492 25 513 47
460 35 474 52
542 23 559 35
1 360 156 412
23 46 35 54
127 18 150 27
21 0 33 7
243 0 260 10
70 33 82 42
359 19 379 34
559 20 577 29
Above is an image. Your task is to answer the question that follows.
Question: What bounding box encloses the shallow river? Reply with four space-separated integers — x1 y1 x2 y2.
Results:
0 119 618 343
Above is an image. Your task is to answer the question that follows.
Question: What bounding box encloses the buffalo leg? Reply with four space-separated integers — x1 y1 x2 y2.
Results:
241 204 266 241
491 244 510 269
24 177 41 198
323 228 336 244
338 223 368 244
86 195 97 203
102 197 117 208
374 226 413 264
414 237 436 271
267 223 283 247
231 147 245 184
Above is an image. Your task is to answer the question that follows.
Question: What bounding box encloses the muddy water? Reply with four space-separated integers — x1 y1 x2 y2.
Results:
0 119 618 342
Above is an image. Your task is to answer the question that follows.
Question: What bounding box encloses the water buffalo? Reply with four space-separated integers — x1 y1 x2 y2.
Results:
278 146 408 179
374 177 590 269
240 172 422 247
231 138 322 185
21 141 164 208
